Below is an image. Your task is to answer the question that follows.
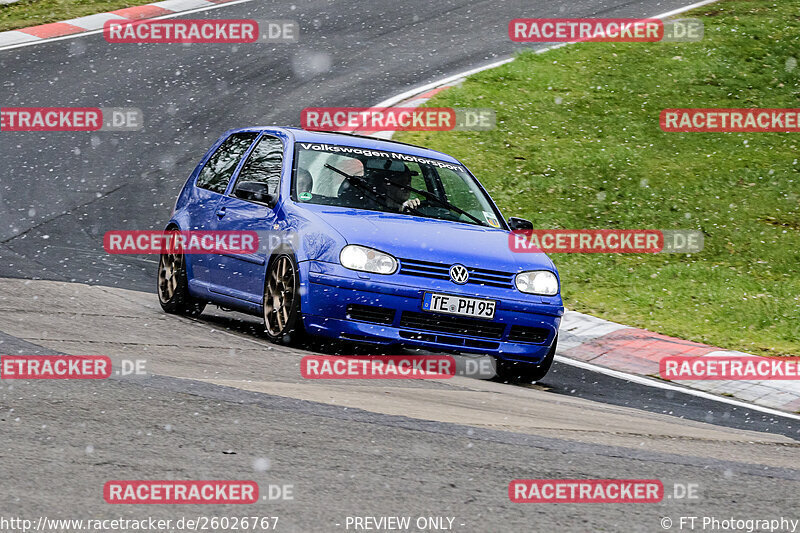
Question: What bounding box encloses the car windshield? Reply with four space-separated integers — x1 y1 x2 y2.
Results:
291 142 504 229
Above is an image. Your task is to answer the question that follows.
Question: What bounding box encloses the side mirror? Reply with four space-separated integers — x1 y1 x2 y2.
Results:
234 181 274 207
507 217 533 231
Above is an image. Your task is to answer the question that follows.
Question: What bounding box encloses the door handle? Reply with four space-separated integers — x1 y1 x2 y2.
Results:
215 207 227 218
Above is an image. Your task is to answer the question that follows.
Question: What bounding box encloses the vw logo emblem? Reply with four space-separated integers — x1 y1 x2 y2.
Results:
449 264 469 284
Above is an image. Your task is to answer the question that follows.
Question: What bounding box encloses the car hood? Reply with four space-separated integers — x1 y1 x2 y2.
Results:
299 205 556 274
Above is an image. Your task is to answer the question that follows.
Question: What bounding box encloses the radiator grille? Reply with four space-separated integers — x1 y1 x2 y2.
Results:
398 258 514 289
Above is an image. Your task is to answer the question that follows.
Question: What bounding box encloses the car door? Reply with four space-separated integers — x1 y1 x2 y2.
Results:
210 133 285 303
185 131 259 286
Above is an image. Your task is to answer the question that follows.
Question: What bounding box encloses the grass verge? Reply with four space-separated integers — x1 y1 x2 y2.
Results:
397 0 800 356
0 0 156 32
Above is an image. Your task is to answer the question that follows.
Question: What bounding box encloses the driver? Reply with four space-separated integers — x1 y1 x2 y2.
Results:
375 165 421 212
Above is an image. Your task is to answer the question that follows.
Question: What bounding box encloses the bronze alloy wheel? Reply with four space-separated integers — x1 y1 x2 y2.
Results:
263 254 302 339
157 246 183 304
157 230 205 316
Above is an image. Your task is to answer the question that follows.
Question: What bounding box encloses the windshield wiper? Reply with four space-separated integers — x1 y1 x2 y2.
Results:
323 164 425 216
382 178 489 227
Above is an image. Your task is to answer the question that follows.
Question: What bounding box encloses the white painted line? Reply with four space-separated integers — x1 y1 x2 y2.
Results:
656 0 720 20
0 0 256 51
373 44 575 111
372 58 514 109
555 355 800 422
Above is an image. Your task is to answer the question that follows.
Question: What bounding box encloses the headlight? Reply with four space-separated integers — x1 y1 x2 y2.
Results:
340 245 397 275
515 270 559 296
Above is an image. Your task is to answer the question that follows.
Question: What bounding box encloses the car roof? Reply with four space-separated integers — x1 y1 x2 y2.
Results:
228 126 463 165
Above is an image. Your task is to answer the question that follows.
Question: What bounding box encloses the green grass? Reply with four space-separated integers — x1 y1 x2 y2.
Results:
0 0 155 32
397 0 800 357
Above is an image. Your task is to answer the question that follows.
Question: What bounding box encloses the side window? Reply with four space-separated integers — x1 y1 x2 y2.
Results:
196 132 258 194
234 135 284 197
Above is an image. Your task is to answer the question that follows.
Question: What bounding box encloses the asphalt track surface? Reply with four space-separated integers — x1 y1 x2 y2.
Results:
2 0 800 531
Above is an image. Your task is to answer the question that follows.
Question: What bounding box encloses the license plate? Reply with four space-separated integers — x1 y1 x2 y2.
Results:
422 292 496 319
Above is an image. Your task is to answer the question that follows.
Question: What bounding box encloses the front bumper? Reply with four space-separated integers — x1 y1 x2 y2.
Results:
299 261 563 364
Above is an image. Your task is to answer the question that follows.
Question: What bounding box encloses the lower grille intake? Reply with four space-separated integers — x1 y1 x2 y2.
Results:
507 325 550 344
346 304 395 325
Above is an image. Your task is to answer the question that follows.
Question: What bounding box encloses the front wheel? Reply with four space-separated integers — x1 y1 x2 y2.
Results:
157 233 206 317
262 253 305 344
495 335 557 384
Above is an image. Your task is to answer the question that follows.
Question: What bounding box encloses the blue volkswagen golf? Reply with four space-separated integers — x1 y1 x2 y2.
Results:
158 127 564 382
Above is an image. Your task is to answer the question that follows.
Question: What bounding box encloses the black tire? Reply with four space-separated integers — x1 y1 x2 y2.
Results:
262 253 306 345
157 230 206 317
495 335 557 384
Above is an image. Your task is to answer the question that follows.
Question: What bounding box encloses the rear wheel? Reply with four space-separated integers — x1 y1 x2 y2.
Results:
157 231 206 317
263 253 305 344
495 335 557 383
